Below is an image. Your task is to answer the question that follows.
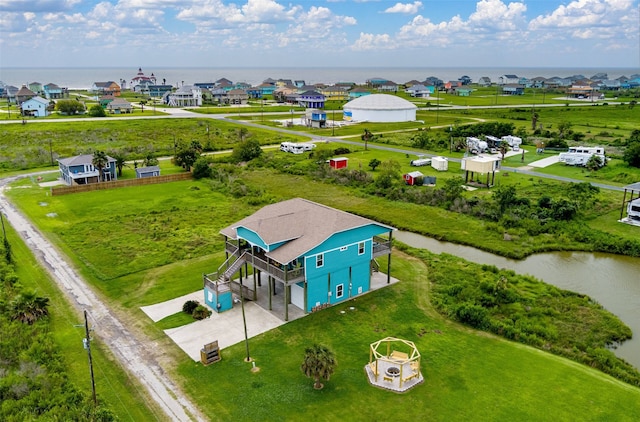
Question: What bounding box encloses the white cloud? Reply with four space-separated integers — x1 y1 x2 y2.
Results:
527 0 638 45
392 0 528 47
529 0 633 29
384 2 422 14
352 32 393 50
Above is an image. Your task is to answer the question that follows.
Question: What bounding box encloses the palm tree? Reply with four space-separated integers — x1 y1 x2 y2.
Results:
361 129 373 151
237 128 249 143
10 290 50 324
301 344 336 390
92 150 108 182
499 142 508 160
111 151 127 177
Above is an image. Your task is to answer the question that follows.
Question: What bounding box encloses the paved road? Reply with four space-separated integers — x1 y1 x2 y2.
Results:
0 174 206 422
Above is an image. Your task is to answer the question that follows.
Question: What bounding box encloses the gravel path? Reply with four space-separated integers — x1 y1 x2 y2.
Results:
0 175 206 422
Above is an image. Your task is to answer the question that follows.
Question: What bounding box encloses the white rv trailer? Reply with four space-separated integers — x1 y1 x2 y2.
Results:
466 137 488 154
280 142 316 154
628 198 640 221
410 157 432 166
558 146 606 167
501 135 522 151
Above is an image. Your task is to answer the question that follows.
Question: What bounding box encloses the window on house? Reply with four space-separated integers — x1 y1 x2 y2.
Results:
358 242 365 255
316 254 324 268
336 284 344 299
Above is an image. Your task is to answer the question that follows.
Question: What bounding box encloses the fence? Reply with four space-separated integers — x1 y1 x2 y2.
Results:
51 172 193 196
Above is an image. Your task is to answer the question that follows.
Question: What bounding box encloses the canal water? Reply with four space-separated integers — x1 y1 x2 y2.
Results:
394 231 640 369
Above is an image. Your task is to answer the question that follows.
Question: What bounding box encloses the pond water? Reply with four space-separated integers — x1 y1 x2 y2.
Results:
394 231 640 369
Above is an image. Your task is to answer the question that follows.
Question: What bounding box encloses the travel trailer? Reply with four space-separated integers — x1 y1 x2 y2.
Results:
501 135 522 151
558 146 606 167
410 157 431 167
466 137 488 154
280 142 316 154
628 198 640 221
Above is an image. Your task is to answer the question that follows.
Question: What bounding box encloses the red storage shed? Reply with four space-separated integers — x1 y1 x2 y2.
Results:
329 157 348 169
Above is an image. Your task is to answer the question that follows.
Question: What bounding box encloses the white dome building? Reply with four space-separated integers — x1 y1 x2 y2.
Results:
343 94 417 123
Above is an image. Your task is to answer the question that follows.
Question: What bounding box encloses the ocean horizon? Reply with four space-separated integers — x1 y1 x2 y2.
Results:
1 66 638 90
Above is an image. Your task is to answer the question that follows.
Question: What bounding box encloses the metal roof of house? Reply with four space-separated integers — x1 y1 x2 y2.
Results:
220 198 394 264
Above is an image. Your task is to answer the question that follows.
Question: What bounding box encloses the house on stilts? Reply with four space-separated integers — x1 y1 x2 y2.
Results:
203 198 395 321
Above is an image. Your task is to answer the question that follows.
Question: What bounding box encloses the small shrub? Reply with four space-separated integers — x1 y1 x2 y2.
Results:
183 300 200 315
192 305 212 320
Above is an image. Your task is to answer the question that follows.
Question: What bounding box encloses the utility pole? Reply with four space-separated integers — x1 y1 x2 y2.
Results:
83 310 97 406
49 139 54 166
239 279 251 362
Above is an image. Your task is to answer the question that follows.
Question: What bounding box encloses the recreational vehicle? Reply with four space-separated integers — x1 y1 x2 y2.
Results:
558 146 606 167
280 142 316 154
501 135 522 151
466 137 488 154
410 157 431 166
628 198 640 221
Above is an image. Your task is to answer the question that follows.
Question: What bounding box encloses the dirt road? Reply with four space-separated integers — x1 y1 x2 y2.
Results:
0 175 206 422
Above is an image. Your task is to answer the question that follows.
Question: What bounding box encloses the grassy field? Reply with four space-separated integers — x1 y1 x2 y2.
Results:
3 93 640 419
3 220 163 421
5 166 640 419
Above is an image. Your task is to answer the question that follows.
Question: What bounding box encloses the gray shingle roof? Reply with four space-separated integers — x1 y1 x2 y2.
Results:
220 198 393 264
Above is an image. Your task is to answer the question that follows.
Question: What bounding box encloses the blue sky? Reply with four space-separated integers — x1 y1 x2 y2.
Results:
0 0 638 68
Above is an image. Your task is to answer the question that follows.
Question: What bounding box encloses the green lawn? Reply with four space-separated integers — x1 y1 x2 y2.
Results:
177 254 640 421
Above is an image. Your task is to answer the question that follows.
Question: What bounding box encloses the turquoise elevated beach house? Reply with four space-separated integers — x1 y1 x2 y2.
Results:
204 198 395 320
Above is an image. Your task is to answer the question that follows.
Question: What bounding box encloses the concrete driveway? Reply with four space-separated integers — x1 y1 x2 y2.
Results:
141 271 398 362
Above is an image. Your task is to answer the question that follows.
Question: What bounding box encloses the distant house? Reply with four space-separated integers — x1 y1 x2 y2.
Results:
130 68 157 92
379 81 398 93
600 80 622 91
28 82 43 95
501 84 525 95
297 90 325 109
43 83 64 99
203 198 395 319
320 86 348 101
167 85 202 107
348 87 371 99
454 87 473 97
273 87 297 103
478 77 492 87
458 75 472 85
444 81 462 90
106 98 133 114
256 83 276 96
136 166 161 178
498 75 519 85
15 85 36 105
530 77 547 88
405 84 432 98
304 109 326 128
366 77 389 88
148 84 173 98
58 154 117 185
91 81 121 96
21 96 50 117
226 89 249 105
